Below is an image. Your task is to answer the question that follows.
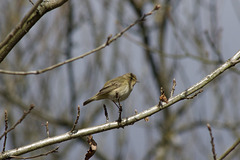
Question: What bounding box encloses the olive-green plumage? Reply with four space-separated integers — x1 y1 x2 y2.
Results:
83 73 138 106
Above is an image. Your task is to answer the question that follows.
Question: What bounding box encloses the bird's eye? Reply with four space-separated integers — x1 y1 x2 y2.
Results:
130 73 134 79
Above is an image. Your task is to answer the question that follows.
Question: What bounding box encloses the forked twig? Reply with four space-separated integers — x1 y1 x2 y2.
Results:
0 104 34 140
10 147 59 159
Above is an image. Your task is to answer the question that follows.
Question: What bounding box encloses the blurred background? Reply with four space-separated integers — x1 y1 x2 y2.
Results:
0 0 240 159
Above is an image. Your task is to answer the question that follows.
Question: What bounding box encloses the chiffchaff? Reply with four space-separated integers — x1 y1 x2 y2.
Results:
83 73 138 106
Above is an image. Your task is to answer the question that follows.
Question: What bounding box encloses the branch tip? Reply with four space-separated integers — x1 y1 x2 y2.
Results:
170 78 177 98
154 4 161 10
207 123 217 160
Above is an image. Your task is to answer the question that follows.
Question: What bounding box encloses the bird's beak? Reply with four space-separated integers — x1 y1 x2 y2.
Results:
136 80 140 83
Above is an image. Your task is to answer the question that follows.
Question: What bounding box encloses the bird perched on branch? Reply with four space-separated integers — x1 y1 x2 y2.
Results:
83 73 138 106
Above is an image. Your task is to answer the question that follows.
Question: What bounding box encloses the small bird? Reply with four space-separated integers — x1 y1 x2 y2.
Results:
83 73 138 106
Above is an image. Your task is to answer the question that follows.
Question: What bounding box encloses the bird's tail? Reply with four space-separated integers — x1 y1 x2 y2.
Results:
83 98 95 106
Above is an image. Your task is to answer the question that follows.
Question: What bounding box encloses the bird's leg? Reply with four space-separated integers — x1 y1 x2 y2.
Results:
112 101 120 109
114 93 122 123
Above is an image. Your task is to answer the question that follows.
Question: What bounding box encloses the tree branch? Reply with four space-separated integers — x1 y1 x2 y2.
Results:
218 138 240 160
0 0 68 63
10 146 59 159
0 50 239 159
2 110 8 153
0 104 34 140
0 4 161 75
207 124 217 160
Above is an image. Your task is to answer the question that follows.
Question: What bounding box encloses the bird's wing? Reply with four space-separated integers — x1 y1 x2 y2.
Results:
97 80 121 96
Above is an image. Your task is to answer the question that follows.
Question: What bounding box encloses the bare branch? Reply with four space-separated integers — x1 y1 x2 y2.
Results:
185 89 203 100
10 146 59 159
0 50 239 160
0 4 161 75
70 105 81 133
0 104 34 140
42 121 50 138
170 78 176 98
207 124 217 160
218 138 240 160
2 110 8 153
0 0 68 62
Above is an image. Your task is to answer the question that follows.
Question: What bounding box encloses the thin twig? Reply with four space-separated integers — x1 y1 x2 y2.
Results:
42 121 50 138
207 123 217 160
103 104 109 122
134 109 138 115
185 89 203 99
170 78 176 98
0 4 161 75
70 105 80 133
0 104 34 140
218 138 240 160
10 146 59 159
2 110 8 153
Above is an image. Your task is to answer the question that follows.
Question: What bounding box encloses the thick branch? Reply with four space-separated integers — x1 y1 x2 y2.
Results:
0 50 239 159
0 0 68 63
